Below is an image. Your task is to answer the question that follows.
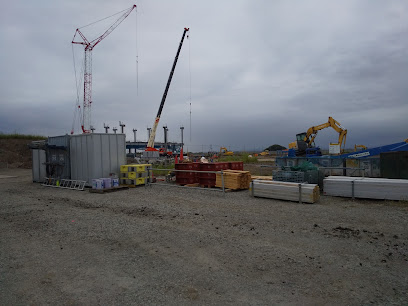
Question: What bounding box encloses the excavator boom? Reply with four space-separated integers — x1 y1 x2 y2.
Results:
304 116 347 151
289 116 347 156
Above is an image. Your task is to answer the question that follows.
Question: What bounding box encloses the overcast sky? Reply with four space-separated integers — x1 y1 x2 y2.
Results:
1 0 408 152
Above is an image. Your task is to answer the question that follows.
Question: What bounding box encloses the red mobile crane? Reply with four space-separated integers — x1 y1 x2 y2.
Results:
71 5 137 134
146 27 190 151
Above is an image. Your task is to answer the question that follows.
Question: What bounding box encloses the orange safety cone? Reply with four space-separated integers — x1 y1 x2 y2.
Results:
180 147 184 162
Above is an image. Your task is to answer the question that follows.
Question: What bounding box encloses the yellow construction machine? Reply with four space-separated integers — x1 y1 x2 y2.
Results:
260 150 270 156
354 144 367 151
289 116 347 156
220 147 234 156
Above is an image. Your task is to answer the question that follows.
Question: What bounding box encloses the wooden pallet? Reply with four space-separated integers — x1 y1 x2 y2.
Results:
224 188 246 192
199 184 215 188
89 186 129 193
250 176 273 181
183 183 200 187
119 184 147 188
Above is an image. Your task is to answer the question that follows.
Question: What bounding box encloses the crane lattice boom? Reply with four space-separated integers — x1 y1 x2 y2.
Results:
71 5 136 134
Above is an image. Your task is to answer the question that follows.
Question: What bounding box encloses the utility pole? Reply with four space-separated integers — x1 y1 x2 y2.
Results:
113 127 117 134
119 121 125 134
132 129 137 142
163 126 168 153
180 126 184 151
103 123 110 133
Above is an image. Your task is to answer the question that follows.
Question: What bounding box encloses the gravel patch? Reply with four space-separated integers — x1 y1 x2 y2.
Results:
1 169 407 305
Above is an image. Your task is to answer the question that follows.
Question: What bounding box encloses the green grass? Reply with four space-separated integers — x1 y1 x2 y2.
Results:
0 133 47 140
218 154 258 163
151 163 175 176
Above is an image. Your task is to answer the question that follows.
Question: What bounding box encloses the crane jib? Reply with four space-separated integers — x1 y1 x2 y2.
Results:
155 28 189 118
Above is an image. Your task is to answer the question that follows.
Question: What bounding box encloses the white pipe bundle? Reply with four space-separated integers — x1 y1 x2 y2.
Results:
251 180 320 204
323 176 408 200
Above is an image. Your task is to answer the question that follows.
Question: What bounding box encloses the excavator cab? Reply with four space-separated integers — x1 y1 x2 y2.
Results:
295 132 308 152
289 132 321 157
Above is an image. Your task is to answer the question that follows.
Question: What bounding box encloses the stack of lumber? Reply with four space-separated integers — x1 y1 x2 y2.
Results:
251 180 320 204
215 170 251 190
323 176 408 200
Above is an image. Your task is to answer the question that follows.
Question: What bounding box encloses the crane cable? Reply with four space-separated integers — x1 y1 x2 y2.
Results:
188 30 192 142
71 44 84 134
135 5 139 96
71 44 80 134
78 7 130 29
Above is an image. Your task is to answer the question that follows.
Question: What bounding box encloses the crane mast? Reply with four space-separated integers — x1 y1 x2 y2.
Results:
72 5 137 134
146 27 190 150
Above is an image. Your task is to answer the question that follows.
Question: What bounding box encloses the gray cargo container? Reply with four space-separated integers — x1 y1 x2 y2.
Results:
70 133 126 184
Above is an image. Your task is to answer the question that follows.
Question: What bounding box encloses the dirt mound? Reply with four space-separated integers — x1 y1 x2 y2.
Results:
0 139 34 169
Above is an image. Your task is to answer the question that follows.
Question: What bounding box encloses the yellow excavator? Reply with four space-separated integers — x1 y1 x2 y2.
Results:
354 144 367 151
289 116 347 156
260 150 269 156
220 147 234 156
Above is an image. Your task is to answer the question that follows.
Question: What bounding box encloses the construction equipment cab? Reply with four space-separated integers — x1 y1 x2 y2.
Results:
288 116 347 157
220 147 233 156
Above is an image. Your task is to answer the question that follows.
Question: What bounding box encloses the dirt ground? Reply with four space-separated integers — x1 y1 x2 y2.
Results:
1 169 407 305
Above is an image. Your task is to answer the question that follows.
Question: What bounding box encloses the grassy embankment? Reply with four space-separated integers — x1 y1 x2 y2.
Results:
0 133 47 140
0 133 47 168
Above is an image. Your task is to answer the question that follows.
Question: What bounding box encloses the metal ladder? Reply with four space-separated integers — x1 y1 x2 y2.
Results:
42 177 86 191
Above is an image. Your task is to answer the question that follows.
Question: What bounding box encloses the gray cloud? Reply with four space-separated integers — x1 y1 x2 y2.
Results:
1 0 408 152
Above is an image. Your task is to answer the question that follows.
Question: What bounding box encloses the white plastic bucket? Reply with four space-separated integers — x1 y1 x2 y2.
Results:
91 179 98 189
102 178 112 189
112 178 119 187
94 179 104 189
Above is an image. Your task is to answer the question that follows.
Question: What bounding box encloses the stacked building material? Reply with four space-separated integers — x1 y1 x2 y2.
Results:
175 162 200 185
323 176 408 200
174 162 244 187
198 162 230 187
251 180 320 204
272 170 305 183
120 164 151 186
215 170 251 190
228 161 244 171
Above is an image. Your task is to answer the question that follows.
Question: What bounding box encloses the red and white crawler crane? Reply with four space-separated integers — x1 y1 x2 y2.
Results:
71 5 136 134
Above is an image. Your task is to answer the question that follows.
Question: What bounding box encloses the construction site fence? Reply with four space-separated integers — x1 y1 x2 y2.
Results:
148 167 227 195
